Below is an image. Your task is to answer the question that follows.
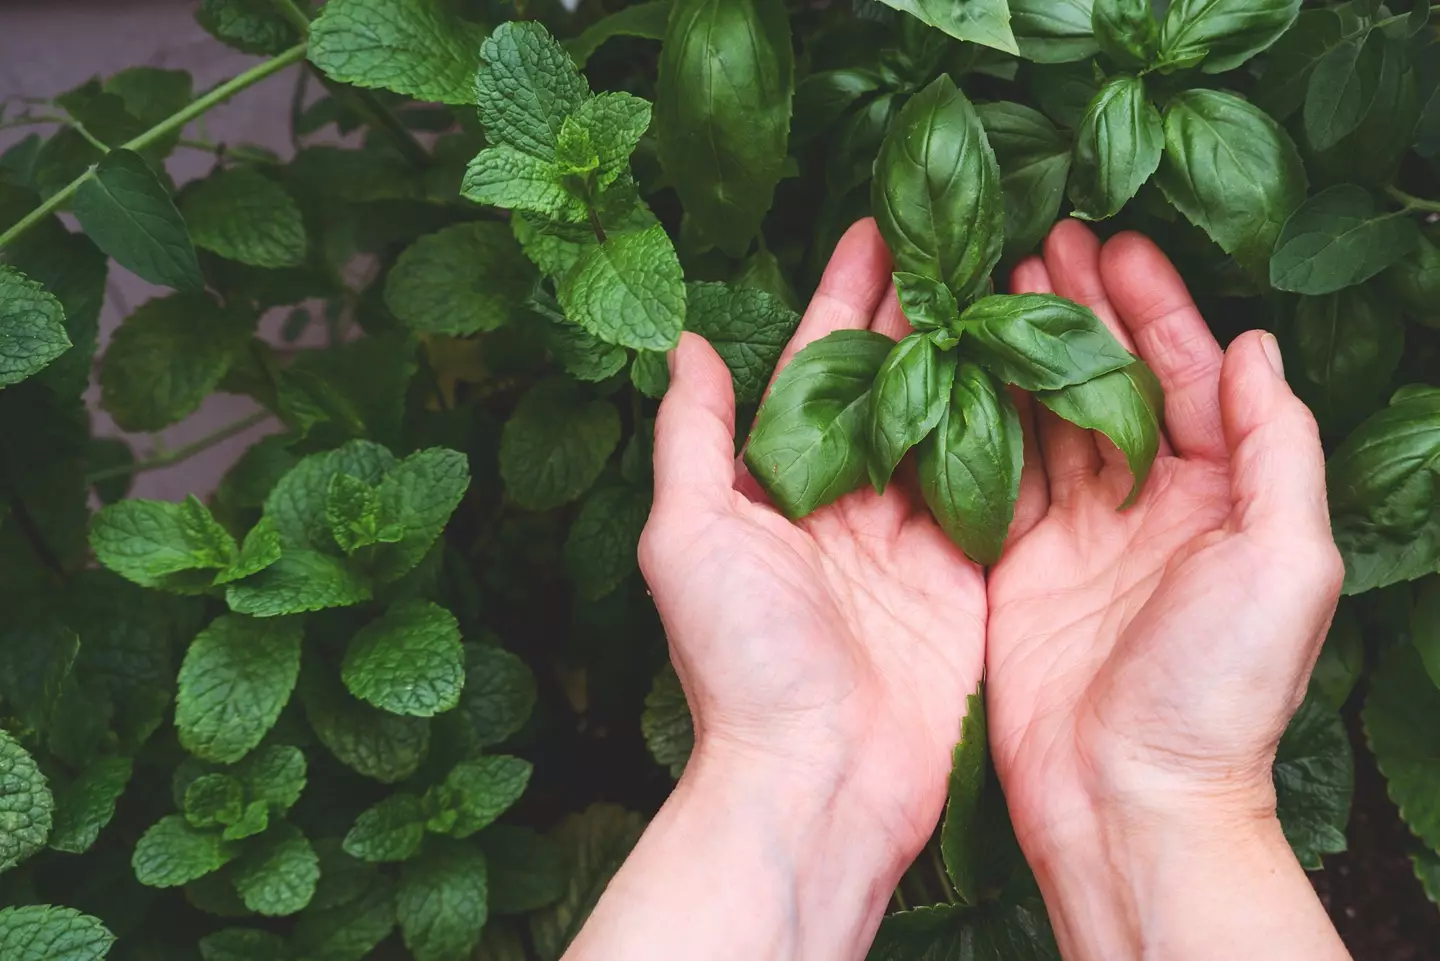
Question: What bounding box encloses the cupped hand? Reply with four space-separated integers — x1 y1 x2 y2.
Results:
987 221 1345 867
638 219 985 860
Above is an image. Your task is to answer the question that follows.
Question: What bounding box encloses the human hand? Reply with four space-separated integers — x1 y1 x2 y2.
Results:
987 222 1348 960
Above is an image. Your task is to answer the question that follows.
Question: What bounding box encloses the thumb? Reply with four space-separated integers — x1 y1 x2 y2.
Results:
651 332 738 515
1220 331 1333 548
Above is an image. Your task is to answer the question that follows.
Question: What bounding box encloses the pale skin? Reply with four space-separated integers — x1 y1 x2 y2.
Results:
562 219 1353 961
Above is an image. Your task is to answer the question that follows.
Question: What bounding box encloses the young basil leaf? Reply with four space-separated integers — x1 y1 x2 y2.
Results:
1069 75 1163 221
1305 28 1385 152
975 102 1072 261
1159 0 1302 74
1155 89 1307 274
1037 359 1163 508
959 293 1134 391
917 363 1024 566
875 0 1020 56
72 150 203 292
1328 388 1440 594
868 335 958 494
1009 0 1099 64
893 272 962 333
1287 285 1404 438
744 329 893 519
792 69 886 146
1092 0 1159 68
1031 60 1104 130
872 75 1004 301
1270 185 1420 296
1253 8 1348 121
656 0 794 257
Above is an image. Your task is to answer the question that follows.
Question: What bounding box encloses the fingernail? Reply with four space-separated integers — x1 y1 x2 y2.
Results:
1261 333 1285 379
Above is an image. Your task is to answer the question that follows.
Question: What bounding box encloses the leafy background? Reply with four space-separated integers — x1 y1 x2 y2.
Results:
0 0 1437 959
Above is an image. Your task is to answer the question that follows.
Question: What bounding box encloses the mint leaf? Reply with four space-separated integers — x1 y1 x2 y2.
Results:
398 841 489 961
0 906 114 961
175 614 303 763
49 756 133 854
308 0 488 105
499 378 621 512
232 824 320 916
184 773 245 829
461 147 586 222
0 265 70 387
265 440 398 550
386 222 537 336
641 664 693 779
1274 687 1353 870
198 928 290 961
301 668 430 783
293 873 397 961
371 448 471 582
215 516 282 585
181 168 307 269
0 731 52 871
73 149 203 291
480 825 570 915
311 838 380 911
225 549 373 616
343 793 427 862
133 813 236 887
529 804 645 961
90 495 237 591
683 281 801 403
197 0 300 55
460 645 537 749
565 485 650 600
567 93 652 190
237 743 308 816
476 21 590 161
431 756 533 838
222 802 271 842
99 292 253 431
558 225 685 352
342 600 464 717
326 473 393 555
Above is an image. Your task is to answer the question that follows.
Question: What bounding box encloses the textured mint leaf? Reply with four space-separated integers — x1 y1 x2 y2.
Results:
301 668 430 783
293 873 397 961
184 773 245 829
0 731 52 871
460 644 537 749
475 921 528 961
398 841 489 961
215 517 282 586
198 927 290 961
175 614 303 763
232 824 320 916
237 744 308 816
431 756 533 838
371 448 471 582
181 169 307 269
499 377 621 512
90 495 237 590
481 825 570 915
630 349 669 399
133 814 236 887
529 804 645 961
221 802 270 842
641 664 693 779
558 225 685 352
344 793 427 862
99 292 253 431
342 601 463 717
564 485 650 601
684 281 800 403
326 473 391 555
865 900 1059 961
2 220 107 397
311 838 380 911
196 0 300 55
476 21 590 161
73 149 203 291
308 0 488 105
568 93 652 190
0 265 70 387
0 615 79 735
1274 686 1353 870
49 756 132 854
264 441 398 550
1364 642 1440 851
225 549 373 616
386 222 537 336
0 905 114 961
461 147 585 222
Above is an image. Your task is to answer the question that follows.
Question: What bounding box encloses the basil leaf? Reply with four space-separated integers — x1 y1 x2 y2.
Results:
656 0 794 257
1328 388 1440 594
744 329 893 519
872 76 1004 301
1092 0 1159 68
1009 0 1099 63
1288 285 1404 438
1031 60 1103 130
959 293 1134 391
792 69 885 146
1270 185 1420 296
868 335 958 493
1068 75 1163 221
875 0 1020 55
1155 89 1307 274
893 272 962 332
1308 30 1421 190
72 150 203 292
565 1 670 68
867 901 1059 961
1037 359 1163 508
1253 8 1347 121
1363 643 1440 853
1305 28 1385 152
1160 0 1302 74
1381 226 1440 326
976 102 1072 261
918 363 1024 566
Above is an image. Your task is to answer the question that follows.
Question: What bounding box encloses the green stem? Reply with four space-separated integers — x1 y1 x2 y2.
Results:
928 846 958 905
313 72 431 168
0 43 307 253
86 411 273 484
269 0 314 34
69 121 111 154
0 113 65 130
1387 184 1440 214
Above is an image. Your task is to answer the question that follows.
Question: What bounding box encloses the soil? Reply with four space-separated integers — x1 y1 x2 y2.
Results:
1311 716 1440 960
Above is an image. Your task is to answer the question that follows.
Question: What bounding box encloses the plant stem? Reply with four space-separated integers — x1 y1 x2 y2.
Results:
928 846 958 905
313 72 432 168
86 411 273 485
1387 184 1440 214
269 0 314 34
588 205 609 244
0 43 307 253
69 121 110 154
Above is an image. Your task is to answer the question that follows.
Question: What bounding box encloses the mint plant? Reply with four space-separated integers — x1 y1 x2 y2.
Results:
0 0 1436 957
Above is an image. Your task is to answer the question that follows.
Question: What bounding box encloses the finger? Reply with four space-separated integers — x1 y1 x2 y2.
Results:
652 333 739 515
1006 388 1050 542
1100 232 1226 461
870 285 911 341
1221 331 1336 550
1044 221 1137 353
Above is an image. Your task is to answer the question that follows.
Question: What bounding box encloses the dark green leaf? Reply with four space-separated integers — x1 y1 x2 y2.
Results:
181 169 306 269
1363 643 1440 851
0 265 69 388
460 644 537 749
1009 0 1098 63
293 873 396 961
480 826 570 915
341 601 465 718
1305 28 1384 152
566 1 670 67
73 149 203 292
684 281 801 403
231 824 319 916
301 665 431 784
499 377 621 512
565 485 650 600
431 756 533 838
1093 0 1159 67
869 334 957 493
976 102 1072 260
175 614 302 764
398 841 489 961
558 224 685 351
1253 9 1347 121
1314 598 1364 710
49 757 132 854
960 293 1134 391
939 688 988 903
1413 578 1440 690
0 732 52 872
344 793 427 863
1271 185 1420 295
1037 359 1164 507
133 814 235 888
1274 687 1353 869
1069 75 1163 221
1159 0 1301 73
876 0 1019 55
1288 285 1403 437
865 901 1059 961
528 805 645 961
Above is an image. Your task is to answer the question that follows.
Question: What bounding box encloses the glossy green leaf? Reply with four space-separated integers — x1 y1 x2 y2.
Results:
72 149 203 292
1069 75 1163 221
868 334 957 493
1093 0 1158 67
0 265 69 388
1288 285 1404 437
1009 0 1097 63
960 293 1134 391
1305 28 1384 152
1364 642 1440 851
1037 359 1163 507
1253 8 1347 121
878 0 1019 54
975 102 1072 260
1159 0 1301 73
1271 185 1420 295
893 272 963 333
